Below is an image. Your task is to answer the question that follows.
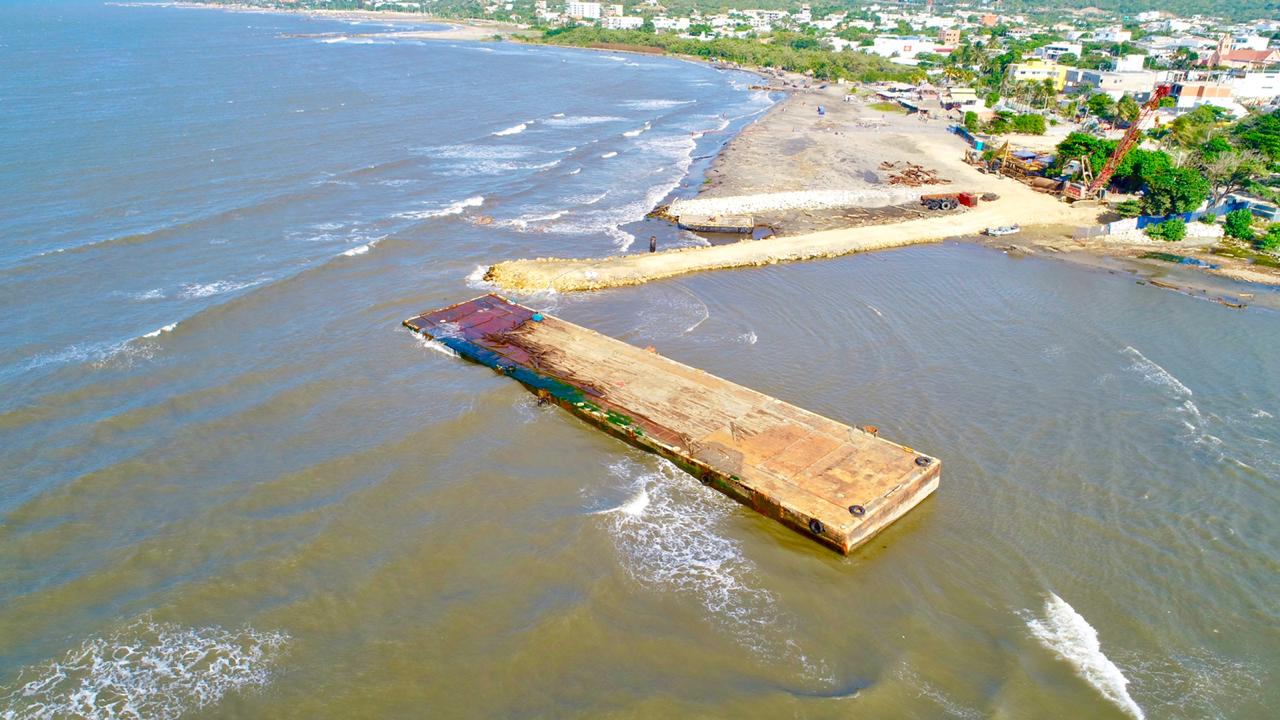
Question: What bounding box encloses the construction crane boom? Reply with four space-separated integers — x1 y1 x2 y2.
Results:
1085 84 1172 198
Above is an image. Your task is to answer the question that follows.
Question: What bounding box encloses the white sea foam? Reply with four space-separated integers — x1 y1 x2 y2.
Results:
416 333 459 358
738 331 758 345
540 132 697 250
0 617 288 720
595 457 830 678
622 121 651 138
180 279 259 299
565 190 609 205
600 151 618 159
1024 594 1144 720
567 168 581 175
542 115 624 127
895 663 982 720
341 244 370 256
464 264 493 291
493 122 528 136
142 322 178 338
623 99 696 110
394 196 484 220
437 159 559 177
600 457 775 628
414 143 533 160
25 340 138 372
132 288 165 301
493 210 569 232
1251 409 1273 419
1122 346 1193 397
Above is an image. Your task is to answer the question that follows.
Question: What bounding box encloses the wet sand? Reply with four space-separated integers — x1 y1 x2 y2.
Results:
487 84 1089 292
486 83 1280 294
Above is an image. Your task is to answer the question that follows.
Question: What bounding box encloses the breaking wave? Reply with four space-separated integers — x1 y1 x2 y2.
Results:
622 121 651 138
596 457 830 678
142 322 179 338
623 99 696 110
599 457 776 633
1024 594 1144 720
1123 346 1193 397
492 122 528 136
600 151 618 159
394 195 484 220
0 617 289 720
180 279 261 299
542 115 623 127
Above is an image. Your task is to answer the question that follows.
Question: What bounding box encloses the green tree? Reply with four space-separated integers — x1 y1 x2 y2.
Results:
1234 109 1280 162
1141 167 1210 216
1087 93 1116 120
1198 149 1267 206
1115 94 1140 124
1114 148 1173 191
1146 217 1187 242
984 91 1000 108
1011 113 1046 134
963 110 979 132
1223 209 1255 240
1114 199 1142 218
1168 105 1227 150
1259 224 1280 251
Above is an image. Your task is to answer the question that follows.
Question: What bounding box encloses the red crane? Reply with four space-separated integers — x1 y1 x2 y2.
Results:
1063 84 1172 201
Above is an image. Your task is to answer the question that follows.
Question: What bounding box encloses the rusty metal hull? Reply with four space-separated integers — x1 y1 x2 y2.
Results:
403 294 940 554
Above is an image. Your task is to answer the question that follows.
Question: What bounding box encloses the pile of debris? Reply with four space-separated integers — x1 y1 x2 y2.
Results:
881 161 951 187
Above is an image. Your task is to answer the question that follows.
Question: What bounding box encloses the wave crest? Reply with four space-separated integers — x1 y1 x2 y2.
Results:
1024 593 1144 719
0 617 289 720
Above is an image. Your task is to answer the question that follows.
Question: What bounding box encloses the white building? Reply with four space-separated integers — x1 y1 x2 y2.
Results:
1094 27 1132 43
1037 42 1083 61
652 16 690 32
566 1 601 20
1232 35 1271 51
865 36 939 60
1067 68 1159 100
1231 72 1280 101
1114 54 1146 72
603 15 643 30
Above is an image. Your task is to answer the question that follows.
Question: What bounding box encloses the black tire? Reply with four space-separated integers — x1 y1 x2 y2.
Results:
941 198 957 211
925 200 940 210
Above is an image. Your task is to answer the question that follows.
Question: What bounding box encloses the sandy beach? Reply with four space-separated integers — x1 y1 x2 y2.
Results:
486 80 1280 294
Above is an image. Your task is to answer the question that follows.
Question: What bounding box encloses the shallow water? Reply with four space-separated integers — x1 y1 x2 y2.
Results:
2 3 1279 719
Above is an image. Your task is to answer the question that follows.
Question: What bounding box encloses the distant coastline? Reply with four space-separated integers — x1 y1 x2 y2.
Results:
116 1 1280 303
112 1 527 40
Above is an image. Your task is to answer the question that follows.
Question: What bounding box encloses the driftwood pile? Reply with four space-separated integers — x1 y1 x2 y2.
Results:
880 161 951 187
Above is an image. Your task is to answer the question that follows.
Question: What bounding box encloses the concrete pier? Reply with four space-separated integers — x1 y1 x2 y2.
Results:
404 294 940 553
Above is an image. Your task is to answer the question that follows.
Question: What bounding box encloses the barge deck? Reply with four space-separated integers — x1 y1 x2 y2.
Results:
403 294 939 554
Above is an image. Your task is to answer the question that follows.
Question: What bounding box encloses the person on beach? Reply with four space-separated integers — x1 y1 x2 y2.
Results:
649 235 657 253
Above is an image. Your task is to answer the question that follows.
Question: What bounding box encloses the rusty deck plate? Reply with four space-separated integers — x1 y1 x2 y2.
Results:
404 294 939 554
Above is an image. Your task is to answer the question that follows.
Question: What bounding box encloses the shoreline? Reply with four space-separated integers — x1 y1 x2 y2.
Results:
487 81 1280 300
119 2 527 40
120 3 1280 299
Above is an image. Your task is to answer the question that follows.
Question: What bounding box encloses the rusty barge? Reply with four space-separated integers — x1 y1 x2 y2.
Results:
403 294 939 554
